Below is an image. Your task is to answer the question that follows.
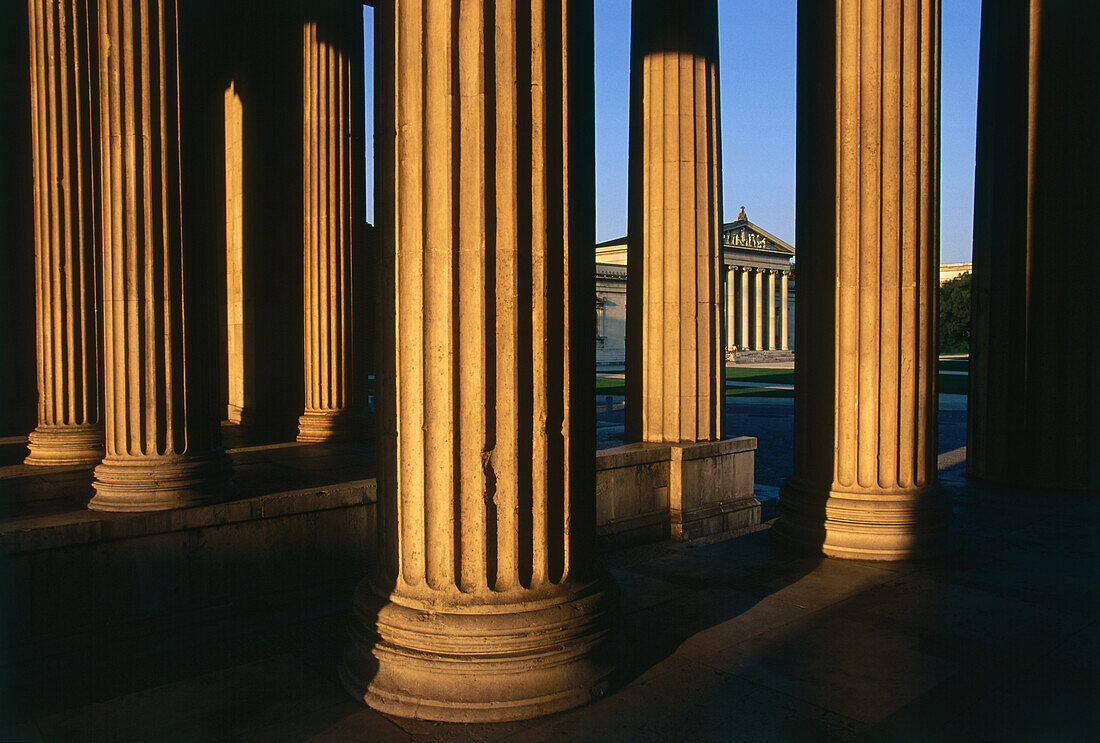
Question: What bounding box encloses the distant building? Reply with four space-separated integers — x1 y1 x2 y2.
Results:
595 207 795 368
940 262 972 283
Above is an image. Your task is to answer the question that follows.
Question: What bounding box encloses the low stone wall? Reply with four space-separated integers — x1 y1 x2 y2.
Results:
596 437 759 548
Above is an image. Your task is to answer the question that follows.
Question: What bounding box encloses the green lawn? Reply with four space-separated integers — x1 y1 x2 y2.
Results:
598 362 968 398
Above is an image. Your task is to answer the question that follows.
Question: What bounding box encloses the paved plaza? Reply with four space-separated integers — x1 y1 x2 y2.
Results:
4 375 1094 742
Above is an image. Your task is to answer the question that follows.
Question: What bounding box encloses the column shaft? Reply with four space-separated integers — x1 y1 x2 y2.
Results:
776 0 950 559
752 268 763 350
967 0 1100 489
25 0 103 466
625 0 724 444
341 0 614 721
739 267 749 350
766 270 776 350
724 266 735 351
298 2 365 442
89 0 232 511
780 270 790 351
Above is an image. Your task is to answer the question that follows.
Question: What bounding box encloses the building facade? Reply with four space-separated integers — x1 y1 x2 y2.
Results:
596 206 795 368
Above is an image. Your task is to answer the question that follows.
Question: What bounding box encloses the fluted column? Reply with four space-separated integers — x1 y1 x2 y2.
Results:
341 0 614 721
775 0 950 559
765 269 777 350
25 0 102 466
89 0 232 511
752 268 763 350
624 0 724 444
967 0 1100 490
739 266 749 350
780 269 790 351
724 265 735 351
297 2 364 443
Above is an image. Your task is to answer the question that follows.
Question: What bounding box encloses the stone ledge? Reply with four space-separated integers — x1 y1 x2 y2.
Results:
0 479 377 555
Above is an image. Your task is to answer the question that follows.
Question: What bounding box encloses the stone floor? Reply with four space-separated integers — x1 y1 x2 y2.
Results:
3 455 1097 742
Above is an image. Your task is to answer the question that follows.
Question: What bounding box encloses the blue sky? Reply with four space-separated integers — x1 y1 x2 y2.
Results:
367 1 981 263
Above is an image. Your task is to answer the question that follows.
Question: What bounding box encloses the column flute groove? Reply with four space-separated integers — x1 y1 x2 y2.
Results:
625 0 724 444
775 0 950 559
25 0 103 466
89 0 232 511
341 0 614 721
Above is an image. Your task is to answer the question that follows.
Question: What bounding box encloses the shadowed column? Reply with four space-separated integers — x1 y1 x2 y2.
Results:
625 0 724 444
340 0 615 721
967 0 1100 490
775 0 951 559
24 0 103 466
89 0 232 511
297 0 365 443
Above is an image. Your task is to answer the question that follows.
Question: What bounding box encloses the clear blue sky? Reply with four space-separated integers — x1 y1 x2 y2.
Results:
366 1 981 263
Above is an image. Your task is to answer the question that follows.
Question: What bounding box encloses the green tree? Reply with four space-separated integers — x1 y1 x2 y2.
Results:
938 272 971 354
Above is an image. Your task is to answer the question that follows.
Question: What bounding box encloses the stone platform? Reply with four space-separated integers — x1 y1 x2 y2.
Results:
2 458 1095 741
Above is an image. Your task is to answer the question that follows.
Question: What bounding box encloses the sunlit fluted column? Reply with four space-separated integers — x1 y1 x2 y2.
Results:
765 269 777 350
25 0 103 466
780 269 790 351
624 0 724 443
89 0 232 511
340 0 614 721
968 0 1100 490
776 0 950 559
298 1 364 442
752 268 763 350
725 265 735 351
739 267 749 349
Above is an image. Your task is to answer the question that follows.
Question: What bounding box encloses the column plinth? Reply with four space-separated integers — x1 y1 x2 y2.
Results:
25 0 103 467
775 0 950 559
89 0 232 511
625 0 725 444
297 5 364 444
341 0 614 721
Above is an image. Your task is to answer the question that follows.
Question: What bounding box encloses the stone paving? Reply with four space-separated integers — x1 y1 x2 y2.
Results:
2 385 1096 742
6 456 1096 742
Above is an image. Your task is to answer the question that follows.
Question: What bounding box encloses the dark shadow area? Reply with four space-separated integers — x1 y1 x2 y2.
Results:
0 2 38 445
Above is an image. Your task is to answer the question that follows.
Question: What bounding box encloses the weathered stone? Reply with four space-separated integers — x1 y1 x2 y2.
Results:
24 0 103 467
775 0 951 560
340 0 615 722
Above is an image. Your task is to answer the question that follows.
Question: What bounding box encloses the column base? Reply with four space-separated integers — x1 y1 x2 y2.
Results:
88 451 235 512
340 578 617 722
25 424 104 466
297 410 366 443
773 478 953 560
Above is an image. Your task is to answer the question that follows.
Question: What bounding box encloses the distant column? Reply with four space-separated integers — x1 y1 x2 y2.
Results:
775 0 950 559
739 267 749 350
90 0 233 511
967 0 1100 489
298 1 365 443
340 0 615 721
765 269 777 350
625 0 724 443
752 268 763 350
780 270 790 351
24 0 103 466
725 265 736 351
